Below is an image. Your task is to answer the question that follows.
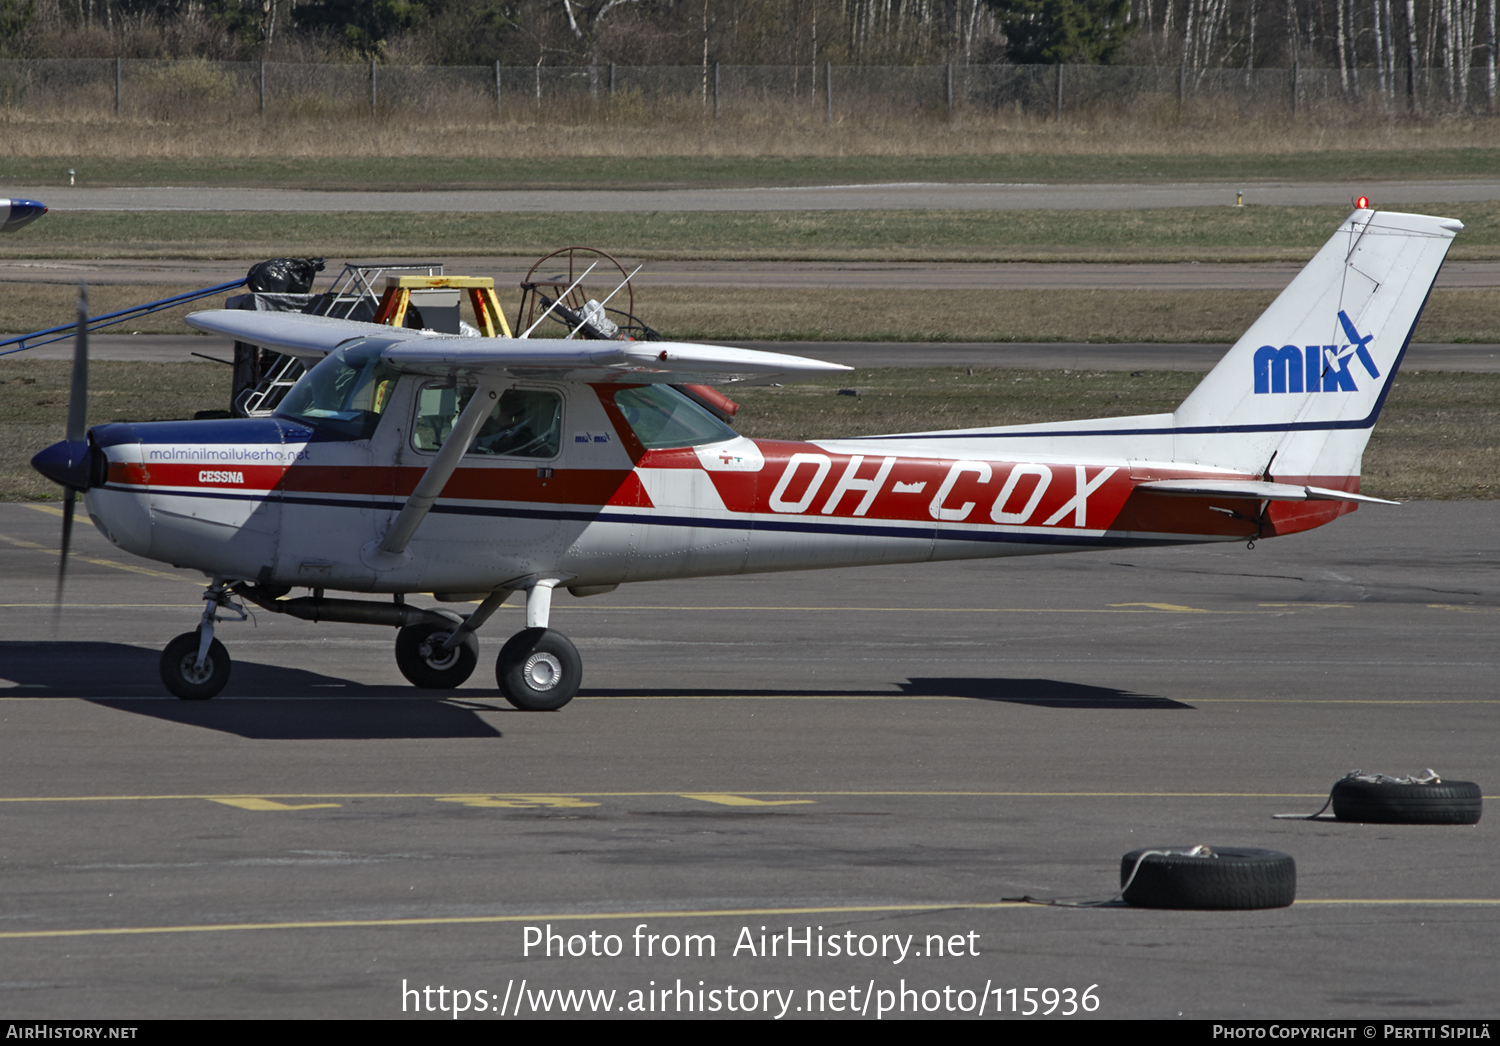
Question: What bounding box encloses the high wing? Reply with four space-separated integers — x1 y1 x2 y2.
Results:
185 308 848 384
185 310 424 360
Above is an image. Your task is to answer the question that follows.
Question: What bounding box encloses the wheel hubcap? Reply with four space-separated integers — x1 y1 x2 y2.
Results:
420 633 460 670
179 654 213 685
523 652 563 691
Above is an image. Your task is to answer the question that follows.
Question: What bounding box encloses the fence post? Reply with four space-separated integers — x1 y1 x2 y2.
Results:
259 60 266 116
946 62 953 113
1178 57 1187 115
713 62 720 119
114 57 121 117
1055 64 1063 118
1292 58 1300 116
609 62 616 96
495 60 502 116
370 59 377 118
825 61 832 123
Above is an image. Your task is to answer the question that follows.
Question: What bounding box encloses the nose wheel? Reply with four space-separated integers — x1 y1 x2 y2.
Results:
496 628 581 711
160 629 231 700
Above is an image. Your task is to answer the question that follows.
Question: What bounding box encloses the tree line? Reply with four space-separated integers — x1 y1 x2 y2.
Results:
2 0 1495 93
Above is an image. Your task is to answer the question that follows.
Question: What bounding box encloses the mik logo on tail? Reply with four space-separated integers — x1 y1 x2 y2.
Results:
1253 311 1380 394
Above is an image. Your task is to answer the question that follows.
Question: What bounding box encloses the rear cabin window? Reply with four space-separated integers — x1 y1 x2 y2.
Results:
413 385 562 459
612 385 736 449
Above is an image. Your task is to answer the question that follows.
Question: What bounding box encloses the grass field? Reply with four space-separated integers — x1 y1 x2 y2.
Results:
6 148 1500 192
3 361 1494 502
4 282 1495 345
5 203 1500 263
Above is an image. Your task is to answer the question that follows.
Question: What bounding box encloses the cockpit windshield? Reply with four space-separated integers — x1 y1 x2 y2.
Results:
612 385 737 449
275 339 401 440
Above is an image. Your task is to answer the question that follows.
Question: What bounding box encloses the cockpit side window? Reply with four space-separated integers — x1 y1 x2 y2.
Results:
413 384 562 459
275 340 401 441
611 385 737 450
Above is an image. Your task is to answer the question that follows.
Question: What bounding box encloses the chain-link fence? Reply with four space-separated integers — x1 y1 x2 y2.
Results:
0 58 1493 123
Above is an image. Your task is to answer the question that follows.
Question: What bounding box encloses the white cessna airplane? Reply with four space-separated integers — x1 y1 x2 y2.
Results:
30 208 1461 708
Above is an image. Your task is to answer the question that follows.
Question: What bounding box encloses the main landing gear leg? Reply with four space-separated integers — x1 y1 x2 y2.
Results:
160 579 245 700
496 578 582 712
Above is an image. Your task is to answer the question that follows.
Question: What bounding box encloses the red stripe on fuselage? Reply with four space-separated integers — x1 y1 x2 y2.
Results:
108 440 1358 539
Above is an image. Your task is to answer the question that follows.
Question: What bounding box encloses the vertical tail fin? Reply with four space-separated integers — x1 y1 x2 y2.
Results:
1171 209 1462 483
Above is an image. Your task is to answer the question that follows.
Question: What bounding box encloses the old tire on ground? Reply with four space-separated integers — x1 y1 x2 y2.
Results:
1120 847 1296 910
394 623 479 689
496 627 581 711
1331 778 1482 825
160 629 231 701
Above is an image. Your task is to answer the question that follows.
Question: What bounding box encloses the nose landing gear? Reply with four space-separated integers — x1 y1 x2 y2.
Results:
159 579 244 700
159 629 231 700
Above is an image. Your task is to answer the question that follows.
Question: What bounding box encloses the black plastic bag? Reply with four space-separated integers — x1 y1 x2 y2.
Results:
246 257 326 294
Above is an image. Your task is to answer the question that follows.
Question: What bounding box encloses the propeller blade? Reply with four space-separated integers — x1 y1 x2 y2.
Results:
66 284 88 443
56 487 76 611
55 283 89 617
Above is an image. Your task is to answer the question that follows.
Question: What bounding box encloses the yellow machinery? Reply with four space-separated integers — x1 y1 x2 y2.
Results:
372 276 513 338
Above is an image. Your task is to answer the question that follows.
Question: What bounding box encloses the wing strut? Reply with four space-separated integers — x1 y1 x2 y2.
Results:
361 376 504 569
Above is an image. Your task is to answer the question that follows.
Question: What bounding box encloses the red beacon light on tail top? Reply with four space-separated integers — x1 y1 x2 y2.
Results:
1355 196 1371 209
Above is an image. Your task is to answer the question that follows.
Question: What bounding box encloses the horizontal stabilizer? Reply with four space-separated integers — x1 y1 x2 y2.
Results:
1137 479 1398 505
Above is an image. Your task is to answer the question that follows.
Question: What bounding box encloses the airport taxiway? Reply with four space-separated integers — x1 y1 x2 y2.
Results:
18 180 1500 213
0 500 1495 1018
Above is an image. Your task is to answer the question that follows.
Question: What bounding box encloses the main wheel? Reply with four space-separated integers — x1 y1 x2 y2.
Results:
1120 846 1296 910
395 623 479 689
160 630 230 700
496 628 581 711
1331 778 1482 825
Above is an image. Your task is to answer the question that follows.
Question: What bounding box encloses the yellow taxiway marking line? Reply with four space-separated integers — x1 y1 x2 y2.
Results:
682 794 818 807
23 505 67 518
206 798 343 812
0 530 198 583
0 790 1336 804
2 899 1497 941
0 604 194 608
